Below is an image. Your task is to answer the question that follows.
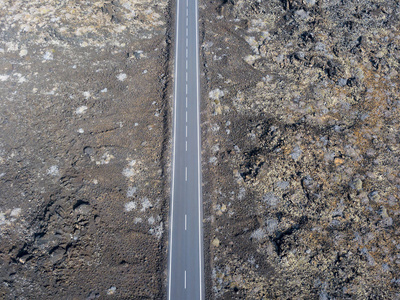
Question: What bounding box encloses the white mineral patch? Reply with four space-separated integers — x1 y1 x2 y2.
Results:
77 128 84 133
100 88 108 93
47 165 59 176
148 216 155 224
124 201 136 212
117 73 127 81
75 106 88 114
134 217 142 224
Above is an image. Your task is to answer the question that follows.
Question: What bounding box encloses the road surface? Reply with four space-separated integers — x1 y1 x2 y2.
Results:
168 0 204 299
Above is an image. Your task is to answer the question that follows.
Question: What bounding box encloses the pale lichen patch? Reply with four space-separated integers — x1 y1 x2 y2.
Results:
96 152 115 165
19 49 28 57
149 222 163 239
140 198 152 212
117 73 127 81
0 75 10 81
126 186 137 198
83 91 91 99
46 165 59 176
10 208 22 218
75 106 88 115
124 201 136 212
43 51 53 60
106 286 116 295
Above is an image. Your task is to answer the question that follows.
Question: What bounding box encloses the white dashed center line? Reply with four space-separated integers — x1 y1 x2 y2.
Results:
185 214 187 230
184 270 187 289
185 167 187 181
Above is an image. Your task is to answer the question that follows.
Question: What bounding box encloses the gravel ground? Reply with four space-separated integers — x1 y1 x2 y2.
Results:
0 1 172 299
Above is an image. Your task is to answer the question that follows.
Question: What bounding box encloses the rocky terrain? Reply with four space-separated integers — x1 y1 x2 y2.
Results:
2 0 400 299
200 0 400 299
0 0 172 298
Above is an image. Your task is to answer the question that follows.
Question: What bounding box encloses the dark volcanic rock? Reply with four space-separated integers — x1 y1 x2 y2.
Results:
200 0 400 299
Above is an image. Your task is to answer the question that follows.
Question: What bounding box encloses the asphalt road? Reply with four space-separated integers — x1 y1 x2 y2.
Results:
167 0 204 299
